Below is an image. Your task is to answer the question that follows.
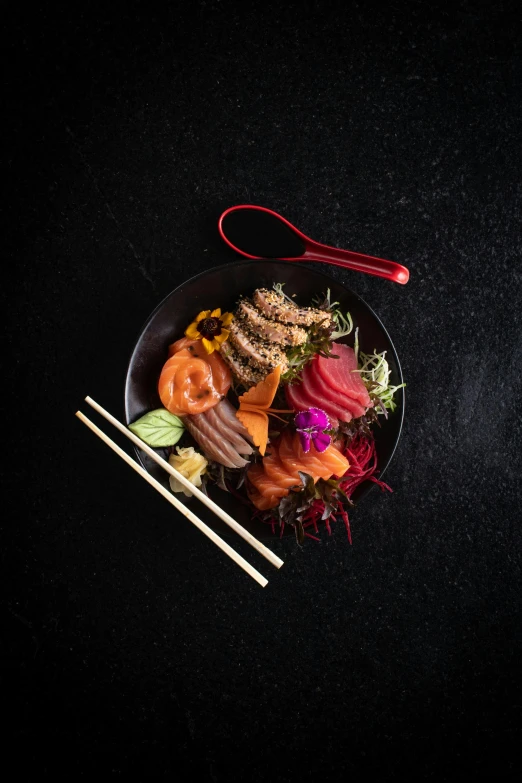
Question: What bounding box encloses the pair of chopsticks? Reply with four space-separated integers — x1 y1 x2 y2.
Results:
75 397 283 587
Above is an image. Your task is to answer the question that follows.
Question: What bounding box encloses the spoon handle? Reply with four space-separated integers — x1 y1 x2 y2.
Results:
303 243 409 285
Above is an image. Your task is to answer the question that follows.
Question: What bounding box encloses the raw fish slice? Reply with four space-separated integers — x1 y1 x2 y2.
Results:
204 406 253 455
247 464 289 499
167 338 231 395
285 381 348 425
316 445 350 478
316 343 371 407
291 435 337 480
190 412 248 469
158 350 222 415
277 430 323 482
263 450 302 490
214 398 254 440
166 338 231 396
303 360 366 419
168 336 194 355
288 430 348 479
247 485 281 511
183 417 239 469
184 341 231 396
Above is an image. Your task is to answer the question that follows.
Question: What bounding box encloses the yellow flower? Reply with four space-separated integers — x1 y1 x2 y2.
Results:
168 447 208 497
184 307 234 354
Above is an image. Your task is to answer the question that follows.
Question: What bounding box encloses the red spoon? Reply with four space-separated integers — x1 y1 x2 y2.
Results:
218 204 409 285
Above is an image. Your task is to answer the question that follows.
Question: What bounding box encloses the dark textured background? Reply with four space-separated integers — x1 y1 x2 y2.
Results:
4 1 522 779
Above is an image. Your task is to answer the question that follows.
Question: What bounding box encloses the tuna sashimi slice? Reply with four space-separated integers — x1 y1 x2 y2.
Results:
285 382 342 428
316 343 372 407
303 360 366 419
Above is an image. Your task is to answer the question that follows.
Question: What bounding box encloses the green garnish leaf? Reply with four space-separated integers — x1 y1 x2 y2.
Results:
354 346 406 413
129 409 185 447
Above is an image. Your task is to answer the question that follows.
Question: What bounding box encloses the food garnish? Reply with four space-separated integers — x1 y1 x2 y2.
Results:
353 328 406 414
168 447 208 496
129 409 185 447
236 365 292 456
294 408 331 453
185 308 234 354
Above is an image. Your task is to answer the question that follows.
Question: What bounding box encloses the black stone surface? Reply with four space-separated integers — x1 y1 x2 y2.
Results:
4 2 522 780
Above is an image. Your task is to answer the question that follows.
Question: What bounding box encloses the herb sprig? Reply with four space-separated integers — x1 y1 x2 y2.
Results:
353 328 406 413
279 285 354 384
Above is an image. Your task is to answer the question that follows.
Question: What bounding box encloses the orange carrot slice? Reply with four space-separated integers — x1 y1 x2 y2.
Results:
236 366 287 456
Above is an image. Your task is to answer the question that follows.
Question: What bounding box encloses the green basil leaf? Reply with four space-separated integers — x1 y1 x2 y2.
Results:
129 409 185 448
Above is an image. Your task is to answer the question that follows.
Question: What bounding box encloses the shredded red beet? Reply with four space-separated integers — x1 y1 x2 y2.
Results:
254 434 392 542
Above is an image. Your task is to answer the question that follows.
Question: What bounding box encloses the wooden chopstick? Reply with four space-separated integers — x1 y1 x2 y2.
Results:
84 396 283 570
75 411 268 587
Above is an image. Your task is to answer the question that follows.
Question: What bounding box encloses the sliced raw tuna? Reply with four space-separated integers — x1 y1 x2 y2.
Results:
285 381 343 427
316 343 372 407
302 360 367 419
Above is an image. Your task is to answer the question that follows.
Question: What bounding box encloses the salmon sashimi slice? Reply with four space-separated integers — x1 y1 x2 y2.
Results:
292 436 338 480
185 341 231 396
277 430 324 482
158 349 222 416
248 486 281 511
246 429 350 510
316 443 350 478
263 450 302 490
250 475 289 499
247 464 289 499
167 338 231 396
288 432 333 479
286 430 348 480
316 343 371 407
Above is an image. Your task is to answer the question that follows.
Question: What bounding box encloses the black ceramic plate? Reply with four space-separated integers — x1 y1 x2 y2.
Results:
124 260 404 539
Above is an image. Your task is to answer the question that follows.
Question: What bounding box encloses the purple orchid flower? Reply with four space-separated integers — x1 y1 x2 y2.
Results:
294 407 331 453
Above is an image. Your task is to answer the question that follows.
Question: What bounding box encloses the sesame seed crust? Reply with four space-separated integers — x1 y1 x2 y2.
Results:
254 288 332 328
